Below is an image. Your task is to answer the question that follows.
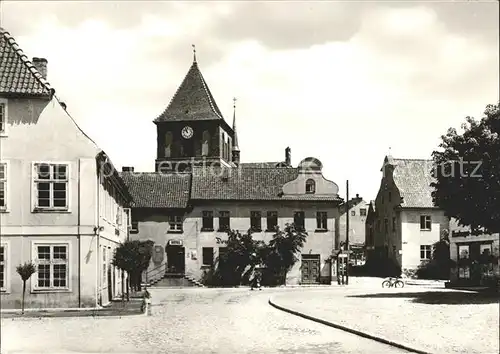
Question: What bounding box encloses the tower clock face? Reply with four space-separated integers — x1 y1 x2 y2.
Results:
181 126 193 139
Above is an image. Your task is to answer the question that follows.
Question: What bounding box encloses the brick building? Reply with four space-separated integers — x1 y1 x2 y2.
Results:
122 54 344 285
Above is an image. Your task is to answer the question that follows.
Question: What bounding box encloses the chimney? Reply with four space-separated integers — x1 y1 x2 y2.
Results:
32 57 48 79
122 166 134 172
285 147 291 166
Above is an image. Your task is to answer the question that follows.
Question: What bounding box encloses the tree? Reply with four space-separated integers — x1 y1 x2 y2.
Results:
216 229 262 286
431 102 500 234
16 262 36 314
263 223 307 285
112 240 154 299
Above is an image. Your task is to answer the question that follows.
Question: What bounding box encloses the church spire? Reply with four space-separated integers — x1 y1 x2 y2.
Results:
231 97 240 165
232 97 240 151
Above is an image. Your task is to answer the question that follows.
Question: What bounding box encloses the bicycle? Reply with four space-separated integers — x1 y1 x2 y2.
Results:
381 277 405 288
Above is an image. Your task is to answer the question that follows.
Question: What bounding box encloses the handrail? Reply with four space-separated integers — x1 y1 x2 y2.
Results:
144 263 166 284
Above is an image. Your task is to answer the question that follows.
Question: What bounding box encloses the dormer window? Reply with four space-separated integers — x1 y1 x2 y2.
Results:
305 179 315 194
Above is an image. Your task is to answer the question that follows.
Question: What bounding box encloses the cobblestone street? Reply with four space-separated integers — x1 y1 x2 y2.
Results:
1 288 407 354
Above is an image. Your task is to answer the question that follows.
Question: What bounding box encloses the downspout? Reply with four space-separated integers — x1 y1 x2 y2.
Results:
77 159 81 308
95 160 101 308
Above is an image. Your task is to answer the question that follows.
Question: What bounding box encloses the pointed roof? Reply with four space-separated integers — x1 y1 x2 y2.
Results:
0 27 53 96
154 58 224 123
232 97 240 151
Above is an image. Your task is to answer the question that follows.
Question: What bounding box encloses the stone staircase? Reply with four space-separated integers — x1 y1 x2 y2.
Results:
143 273 204 288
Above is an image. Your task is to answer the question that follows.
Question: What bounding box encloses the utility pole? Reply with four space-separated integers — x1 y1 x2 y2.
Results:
346 180 349 285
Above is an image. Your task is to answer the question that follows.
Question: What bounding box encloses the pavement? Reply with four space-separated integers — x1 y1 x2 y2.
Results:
1 287 410 354
270 285 499 354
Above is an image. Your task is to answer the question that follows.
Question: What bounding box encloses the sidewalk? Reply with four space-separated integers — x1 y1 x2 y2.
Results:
2 297 144 319
270 286 499 354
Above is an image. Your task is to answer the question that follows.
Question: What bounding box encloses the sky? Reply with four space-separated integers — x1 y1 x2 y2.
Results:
1 0 498 201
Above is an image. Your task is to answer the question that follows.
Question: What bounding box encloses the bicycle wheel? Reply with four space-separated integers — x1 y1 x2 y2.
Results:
394 280 405 288
382 280 391 288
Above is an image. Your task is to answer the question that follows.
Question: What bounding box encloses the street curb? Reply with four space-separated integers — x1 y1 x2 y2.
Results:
268 297 433 354
2 310 145 321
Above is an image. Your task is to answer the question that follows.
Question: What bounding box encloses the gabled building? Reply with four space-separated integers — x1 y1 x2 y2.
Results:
0 28 131 309
365 200 376 254
122 54 344 285
338 194 368 265
369 156 449 273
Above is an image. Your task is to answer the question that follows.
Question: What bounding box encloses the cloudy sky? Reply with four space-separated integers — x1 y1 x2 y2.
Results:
1 0 498 201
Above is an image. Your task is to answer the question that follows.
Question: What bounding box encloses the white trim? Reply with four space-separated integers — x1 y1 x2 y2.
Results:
0 98 8 137
0 160 10 212
31 161 72 213
0 241 11 293
30 240 72 293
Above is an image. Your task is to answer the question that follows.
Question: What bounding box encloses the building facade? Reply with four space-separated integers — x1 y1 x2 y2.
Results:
338 195 368 265
368 156 449 273
122 54 343 285
0 28 131 309
448 218 499 287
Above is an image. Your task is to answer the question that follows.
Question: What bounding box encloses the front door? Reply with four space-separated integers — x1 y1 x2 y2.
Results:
301 254 320 284
166 245 185 274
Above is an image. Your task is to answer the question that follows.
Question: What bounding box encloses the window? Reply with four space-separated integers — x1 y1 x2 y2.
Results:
266 211 278 232
33 163 69 210
305 179 315 194
250 211 262 231
392 245 396 255
35 244 69 289
164 132 173 158
316 211 327 230
420 245 432 260
384 218 388 233
420 215 431 230
392 217 396 232
102 247 107 286
294 211 305 231
458 245 469 259
218 211 230 232
351 210 355 216
202 211 214 231
480 244 492 256
360 208 367 216
0 163 6 210
376 220 381 232
202 130 211 156
0 100 6 135
202 247 214 266
0 244 6 291
130 221 139 234
457 245 470 279
168 215 183 232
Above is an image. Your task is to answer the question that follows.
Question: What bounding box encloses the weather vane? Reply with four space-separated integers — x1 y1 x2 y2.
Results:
192 44 196 62
233 97 237 109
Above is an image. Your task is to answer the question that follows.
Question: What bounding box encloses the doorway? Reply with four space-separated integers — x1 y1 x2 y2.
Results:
166 244 185 275
301 254 320 284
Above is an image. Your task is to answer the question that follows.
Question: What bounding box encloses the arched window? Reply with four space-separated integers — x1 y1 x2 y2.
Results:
202 130 210 156
305 179 316 194
164 132 173 158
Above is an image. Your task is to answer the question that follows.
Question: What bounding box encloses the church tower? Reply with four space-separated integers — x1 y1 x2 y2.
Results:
154 46 236 172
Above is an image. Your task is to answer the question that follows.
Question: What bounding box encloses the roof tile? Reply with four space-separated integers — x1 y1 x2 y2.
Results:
120 172 191 208
0 28 52 96
191 167 340 201
154 61 223 123
392 158 436 208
